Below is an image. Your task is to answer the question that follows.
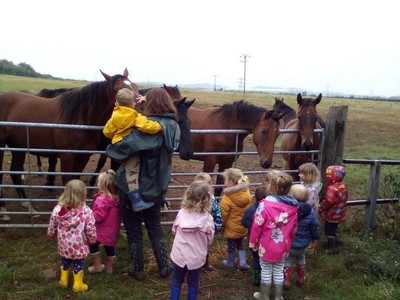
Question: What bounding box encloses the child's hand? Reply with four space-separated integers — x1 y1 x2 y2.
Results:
136 95 146 104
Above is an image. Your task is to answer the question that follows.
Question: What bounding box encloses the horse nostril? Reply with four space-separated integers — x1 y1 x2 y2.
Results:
260 159 272 169
303 143 312 151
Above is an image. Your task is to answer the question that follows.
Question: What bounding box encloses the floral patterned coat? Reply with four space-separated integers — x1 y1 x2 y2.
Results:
47 204 97 260
249 195 298 263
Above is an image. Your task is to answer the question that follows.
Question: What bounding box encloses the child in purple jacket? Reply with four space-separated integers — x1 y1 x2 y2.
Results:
250 173 298 300
88 170 121 274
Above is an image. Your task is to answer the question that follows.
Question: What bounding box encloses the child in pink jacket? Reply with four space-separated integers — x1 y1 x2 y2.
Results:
88 170 121 274
170 180 215 300
250 173 298 300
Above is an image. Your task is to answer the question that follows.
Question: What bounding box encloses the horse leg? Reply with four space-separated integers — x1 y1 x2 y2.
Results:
215 162 234 198
36 155 43 172
89 153 108 186
0 143 10 220
46 155 58 186
10 152 37 213
201 157 221 197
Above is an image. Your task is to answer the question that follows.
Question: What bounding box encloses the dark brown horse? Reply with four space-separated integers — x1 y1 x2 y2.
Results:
189 100 282 196
280 93 324 179
0 68 139 203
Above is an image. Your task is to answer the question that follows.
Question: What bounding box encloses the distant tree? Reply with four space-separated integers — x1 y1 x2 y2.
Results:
0 59 52 78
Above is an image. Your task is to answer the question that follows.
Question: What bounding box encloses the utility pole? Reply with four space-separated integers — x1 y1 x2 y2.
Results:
240 54 250 94
212 74 218 91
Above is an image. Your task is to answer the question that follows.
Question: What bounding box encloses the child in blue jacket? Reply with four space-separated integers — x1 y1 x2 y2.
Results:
283 184 320 288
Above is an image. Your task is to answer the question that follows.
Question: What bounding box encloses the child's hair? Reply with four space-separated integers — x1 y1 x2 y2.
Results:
223 168 249 185
181 180 211 213
97 169 118 199
266 169 281 184
298 162 321 184
268 172 293 195
116 88 134 106
255 184 268 202
290 184 309 202
194 171 212 185
59 179 87 209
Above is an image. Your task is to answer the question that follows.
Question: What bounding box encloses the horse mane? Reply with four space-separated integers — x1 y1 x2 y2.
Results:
59 81 109 124
214 100 267 123
38 88 77 98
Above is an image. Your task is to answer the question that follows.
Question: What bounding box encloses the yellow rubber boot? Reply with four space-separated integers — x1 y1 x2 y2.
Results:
72 270 88 292
59 267 70 288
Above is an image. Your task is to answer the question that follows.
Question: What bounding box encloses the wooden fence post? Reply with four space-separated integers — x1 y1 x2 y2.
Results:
321 106 348 176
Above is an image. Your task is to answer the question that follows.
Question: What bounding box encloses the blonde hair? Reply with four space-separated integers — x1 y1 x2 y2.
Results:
255 184 268 202
116 88 134 106
181 180 211 213
290 184 309 202
266 169 281 184
59 179 87 209
223 168 249 185
298 162 321 184
268 173 293 195
194 172 212 184
97 169 118 199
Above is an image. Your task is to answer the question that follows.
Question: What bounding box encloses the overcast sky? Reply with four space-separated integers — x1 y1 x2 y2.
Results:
1 0 399 97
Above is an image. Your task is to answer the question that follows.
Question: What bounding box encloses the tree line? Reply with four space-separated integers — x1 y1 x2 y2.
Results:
0 59 55 79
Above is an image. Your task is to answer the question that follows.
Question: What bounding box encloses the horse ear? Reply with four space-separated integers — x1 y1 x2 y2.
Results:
187 98 196 108
297 93 303 106
314 93 322 105
163 83 167 88
99 69 112 82
123 68 129 77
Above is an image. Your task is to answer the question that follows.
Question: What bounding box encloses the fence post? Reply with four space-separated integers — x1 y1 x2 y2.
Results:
321 106 348 176
364 161 381 231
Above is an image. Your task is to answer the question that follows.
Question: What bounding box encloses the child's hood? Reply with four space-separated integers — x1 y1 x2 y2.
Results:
326 165 346 184
223 183 252 207
55 205 86 227
178 209 211 232
297 202 312 220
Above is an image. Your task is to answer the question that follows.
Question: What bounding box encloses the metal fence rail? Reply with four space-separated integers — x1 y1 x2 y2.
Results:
0 122 325 228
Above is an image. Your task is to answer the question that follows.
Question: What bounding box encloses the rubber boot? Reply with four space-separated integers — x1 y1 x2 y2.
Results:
296 264 306 286
129 243 145 280
151 239 172 278
127 189 154 212
72 270 88 292
88 252 104 273
188 287 199 300
253 284 271 300
104 256 116 274
274 284 283 300
283 266 291 289
238 249 250 270
222 252 235 268
59 267 70 288
326 237 338 255
170 287 181 300
252 268 261 286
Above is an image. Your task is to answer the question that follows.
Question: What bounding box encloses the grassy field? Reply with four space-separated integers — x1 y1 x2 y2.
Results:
1 75 400 299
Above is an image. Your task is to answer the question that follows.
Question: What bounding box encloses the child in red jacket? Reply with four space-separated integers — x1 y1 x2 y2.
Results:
319 165 348 255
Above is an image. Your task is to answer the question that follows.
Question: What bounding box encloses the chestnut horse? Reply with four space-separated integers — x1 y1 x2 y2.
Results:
0 69 138 204
189 100 282 196
280 93 324 179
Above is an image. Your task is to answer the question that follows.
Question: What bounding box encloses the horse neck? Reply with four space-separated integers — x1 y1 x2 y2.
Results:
282 109 296 126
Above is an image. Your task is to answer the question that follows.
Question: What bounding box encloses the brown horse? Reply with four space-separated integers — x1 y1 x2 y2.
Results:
189 100 282 196
0 68 139 202
280 93 324 179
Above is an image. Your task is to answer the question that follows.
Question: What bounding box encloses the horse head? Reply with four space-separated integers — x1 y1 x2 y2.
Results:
252 110 282 168
296 93 322 151
100 68 141 103
174 97 195 160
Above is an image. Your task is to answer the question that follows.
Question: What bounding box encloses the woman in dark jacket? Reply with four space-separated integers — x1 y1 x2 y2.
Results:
107 88 180 280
